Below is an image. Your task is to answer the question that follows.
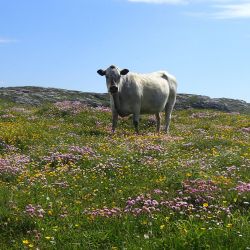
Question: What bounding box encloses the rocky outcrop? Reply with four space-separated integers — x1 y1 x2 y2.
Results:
0 86 110 107
0 86 249 114
175 94 250 114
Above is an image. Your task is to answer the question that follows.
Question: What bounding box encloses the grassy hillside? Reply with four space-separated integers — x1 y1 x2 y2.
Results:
0 100 249 249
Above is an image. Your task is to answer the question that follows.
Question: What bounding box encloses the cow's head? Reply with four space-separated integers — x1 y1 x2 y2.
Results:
97 65 129 94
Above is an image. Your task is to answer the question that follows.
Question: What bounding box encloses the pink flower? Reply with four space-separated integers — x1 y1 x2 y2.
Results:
235 182 250 193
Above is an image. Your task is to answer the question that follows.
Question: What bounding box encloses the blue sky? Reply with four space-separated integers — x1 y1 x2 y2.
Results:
0 0 250 102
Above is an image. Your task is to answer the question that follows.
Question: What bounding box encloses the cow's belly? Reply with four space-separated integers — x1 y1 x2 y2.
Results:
140 102 167 114
140 91 169 114
118 99 166 115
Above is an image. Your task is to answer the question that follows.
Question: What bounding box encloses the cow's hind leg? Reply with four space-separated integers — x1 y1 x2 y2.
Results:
164 95 176 133
155 113 161 133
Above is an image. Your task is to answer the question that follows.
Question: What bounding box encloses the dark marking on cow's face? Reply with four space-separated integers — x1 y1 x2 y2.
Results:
97 65 130 94
109 85 118 94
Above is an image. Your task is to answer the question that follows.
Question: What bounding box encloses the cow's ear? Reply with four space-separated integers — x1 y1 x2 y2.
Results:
120 69 129 75
97 69 106 76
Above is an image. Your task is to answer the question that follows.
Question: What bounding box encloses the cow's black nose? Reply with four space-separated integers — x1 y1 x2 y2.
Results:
109 86 118 93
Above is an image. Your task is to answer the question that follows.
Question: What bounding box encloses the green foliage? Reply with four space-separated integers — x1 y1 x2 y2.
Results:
0 102 249 249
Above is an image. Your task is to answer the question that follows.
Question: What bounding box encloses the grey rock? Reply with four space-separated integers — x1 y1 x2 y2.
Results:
0 86 249 114
175 94 249 114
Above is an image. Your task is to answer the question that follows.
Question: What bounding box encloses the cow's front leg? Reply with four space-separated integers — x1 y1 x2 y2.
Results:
133 113 140 134
112 111 118 133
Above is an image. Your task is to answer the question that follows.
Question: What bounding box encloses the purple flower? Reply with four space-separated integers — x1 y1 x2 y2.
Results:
235 182 250 194
0 154 29 177
43 152 80 165
241 127 250 133
69 145 95 157
54 101 87 114
84 206 122 218
153 189 163 194
25 204 45 218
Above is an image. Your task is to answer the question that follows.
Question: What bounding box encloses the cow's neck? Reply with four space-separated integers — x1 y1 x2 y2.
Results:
111 92 126 117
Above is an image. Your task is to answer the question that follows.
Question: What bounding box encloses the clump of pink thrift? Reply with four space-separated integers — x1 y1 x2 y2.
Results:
235 182 250 194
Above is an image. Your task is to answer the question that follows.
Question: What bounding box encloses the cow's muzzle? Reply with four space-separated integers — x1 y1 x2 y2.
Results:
109 85 118 94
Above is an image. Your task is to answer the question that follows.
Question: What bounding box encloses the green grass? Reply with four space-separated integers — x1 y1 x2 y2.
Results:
0 101 249 249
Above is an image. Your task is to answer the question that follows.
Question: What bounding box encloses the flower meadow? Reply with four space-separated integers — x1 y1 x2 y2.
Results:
0 100 249 249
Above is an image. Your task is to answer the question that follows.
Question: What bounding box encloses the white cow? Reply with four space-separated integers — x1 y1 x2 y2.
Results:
97 65 177 134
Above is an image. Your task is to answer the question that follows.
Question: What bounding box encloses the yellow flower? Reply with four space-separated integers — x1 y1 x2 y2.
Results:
226 223 233 228
203 203 208 208
186 173 192 177
48 210 53 215
45 236 52 240
88 214 95 221
22 239 29 245
156 176 166 183
160 224 165 230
